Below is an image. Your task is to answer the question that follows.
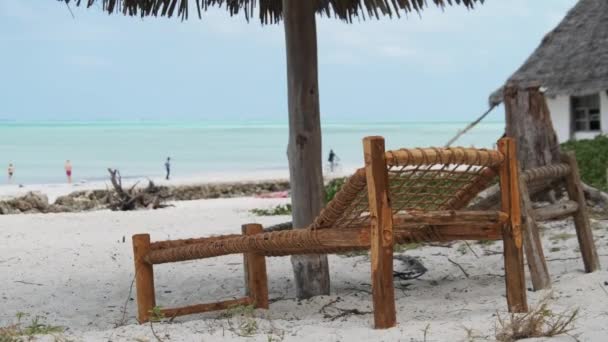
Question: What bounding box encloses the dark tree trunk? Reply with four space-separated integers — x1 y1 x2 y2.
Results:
283 0 330 299
504 82 560 170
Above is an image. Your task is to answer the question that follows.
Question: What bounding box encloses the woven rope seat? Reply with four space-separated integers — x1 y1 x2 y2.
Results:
145 146 506 264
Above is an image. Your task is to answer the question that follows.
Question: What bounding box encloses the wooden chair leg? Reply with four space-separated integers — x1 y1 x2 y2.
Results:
132 234 156 323
243 224 269 309
364 136 396 329
502 230 529 312
242 227 251 297
498 138 528 313
519 178 551 290
562 152 601 272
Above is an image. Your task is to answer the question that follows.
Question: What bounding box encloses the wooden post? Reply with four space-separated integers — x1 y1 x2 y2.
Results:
283 0 330 299
497 138 528 313
363 136 396 329
132 234 156 323
519 178 551 290
243 224 269 309
562 152 600 272
242 226 251 297
503 83 560 170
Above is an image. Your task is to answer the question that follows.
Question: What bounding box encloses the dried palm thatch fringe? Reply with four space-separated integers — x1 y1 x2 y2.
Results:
489 0 608 104
61 0 482 23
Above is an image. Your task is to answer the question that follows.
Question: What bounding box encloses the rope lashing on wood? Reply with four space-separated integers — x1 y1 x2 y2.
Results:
385 147 504 168
150 234 242 250
144 221 504 263
145 211 507 264
522 163 571 183
146 229 323 264
311 169 367 230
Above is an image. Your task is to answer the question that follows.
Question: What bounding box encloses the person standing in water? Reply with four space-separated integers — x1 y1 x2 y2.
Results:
64 160 73 184
7 163 14 182
328 149 338 172
165 157 171 180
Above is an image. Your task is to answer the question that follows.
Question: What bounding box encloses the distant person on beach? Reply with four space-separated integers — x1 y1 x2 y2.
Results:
328 149 338 172
7 163 14 182
65 160 73 184
165 157 171 180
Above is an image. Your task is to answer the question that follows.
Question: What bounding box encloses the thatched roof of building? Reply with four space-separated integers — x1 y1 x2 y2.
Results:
62 0 481 24
489 0 608 105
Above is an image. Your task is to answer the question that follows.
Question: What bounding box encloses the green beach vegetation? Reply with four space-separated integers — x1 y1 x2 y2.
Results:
561 135 608 191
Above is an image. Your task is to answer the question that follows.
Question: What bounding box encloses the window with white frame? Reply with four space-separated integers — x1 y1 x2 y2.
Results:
571 94 601 132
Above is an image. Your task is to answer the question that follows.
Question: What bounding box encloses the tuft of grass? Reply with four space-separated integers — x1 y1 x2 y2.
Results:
148 306 165 322
0 313 64 342
221 304 258 337
549 247 561 253
561 135 608 191
250 204 292 216
495 299 578 342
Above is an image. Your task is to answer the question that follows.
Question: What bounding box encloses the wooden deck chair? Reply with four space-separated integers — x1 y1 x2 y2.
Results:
518 152 601 291
131 136 528 329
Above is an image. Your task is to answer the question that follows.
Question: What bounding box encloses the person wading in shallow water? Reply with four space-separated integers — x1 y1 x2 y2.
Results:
65 160 73 184
165 157 171 180
7 163 14 183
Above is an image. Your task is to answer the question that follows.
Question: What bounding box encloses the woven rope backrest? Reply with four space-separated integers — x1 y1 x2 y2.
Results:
311 147 504 230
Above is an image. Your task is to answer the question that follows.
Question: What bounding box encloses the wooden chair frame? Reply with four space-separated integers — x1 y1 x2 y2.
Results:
131 136 529 329
519 152 601 290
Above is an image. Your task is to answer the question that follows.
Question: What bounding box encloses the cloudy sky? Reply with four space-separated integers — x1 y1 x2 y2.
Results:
0 0 577 122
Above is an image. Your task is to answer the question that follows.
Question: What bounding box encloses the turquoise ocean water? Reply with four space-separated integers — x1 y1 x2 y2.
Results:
0 121 504 184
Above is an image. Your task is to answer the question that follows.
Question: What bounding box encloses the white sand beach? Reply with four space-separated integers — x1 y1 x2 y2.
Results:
1 193 607 341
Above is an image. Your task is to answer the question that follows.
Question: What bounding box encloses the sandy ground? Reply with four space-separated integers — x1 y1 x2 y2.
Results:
1 196 607 341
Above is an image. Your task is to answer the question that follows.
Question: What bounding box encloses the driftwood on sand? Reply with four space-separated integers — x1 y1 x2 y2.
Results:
107 168 170 211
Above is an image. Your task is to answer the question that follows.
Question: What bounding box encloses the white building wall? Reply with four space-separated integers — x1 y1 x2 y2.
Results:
546 95 571 143
546 91 608 142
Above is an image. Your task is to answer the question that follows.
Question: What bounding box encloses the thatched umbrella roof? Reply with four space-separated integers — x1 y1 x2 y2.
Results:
62 0 481 23
489 0 608 105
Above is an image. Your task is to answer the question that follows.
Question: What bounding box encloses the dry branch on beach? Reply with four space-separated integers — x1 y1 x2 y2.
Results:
106 168 171 211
